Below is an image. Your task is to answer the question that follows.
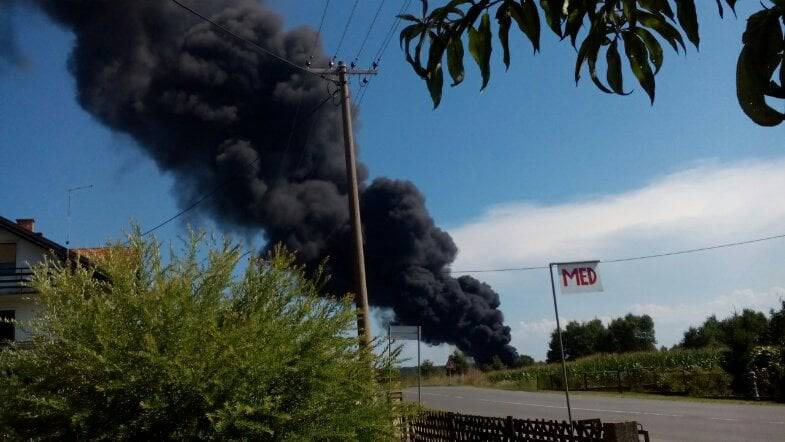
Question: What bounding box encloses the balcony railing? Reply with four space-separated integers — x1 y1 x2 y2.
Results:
0 268 34 294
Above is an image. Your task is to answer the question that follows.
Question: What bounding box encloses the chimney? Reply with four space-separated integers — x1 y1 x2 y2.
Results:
16 218 35 232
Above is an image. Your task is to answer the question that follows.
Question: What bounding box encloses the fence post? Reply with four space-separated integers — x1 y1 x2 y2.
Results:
682 368 688 394
583 372 588 390
617 370 623 393
449 412 458 441
505 416 515 441
536 372 540 391
749 371 760 400
602 422 640 442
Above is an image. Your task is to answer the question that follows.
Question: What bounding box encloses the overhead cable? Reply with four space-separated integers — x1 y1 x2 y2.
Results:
354 0 387 63
453 232 785 273
169 0 336 84
357 0 413 106
332 0 360 60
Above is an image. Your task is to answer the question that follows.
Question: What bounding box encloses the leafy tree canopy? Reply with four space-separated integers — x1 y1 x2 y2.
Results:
546 314 656 362
421 359 438 377
446 349 470 373
606 313 657 353
0 230 395 441
680 308 771 349
399 0 785 126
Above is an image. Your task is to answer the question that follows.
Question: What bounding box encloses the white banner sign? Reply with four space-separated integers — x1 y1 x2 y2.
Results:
389 325 420 340
556 261 603 294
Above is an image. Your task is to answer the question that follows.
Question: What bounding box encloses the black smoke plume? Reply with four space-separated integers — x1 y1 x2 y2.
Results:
33 0 517 364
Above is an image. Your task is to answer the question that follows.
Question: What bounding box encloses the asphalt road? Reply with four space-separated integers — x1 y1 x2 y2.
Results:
403 386 785 441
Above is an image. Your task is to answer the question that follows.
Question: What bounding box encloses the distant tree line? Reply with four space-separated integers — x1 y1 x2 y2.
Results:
679 305 785 350
678 302 785 395
546 314 656 363
537 303 784 398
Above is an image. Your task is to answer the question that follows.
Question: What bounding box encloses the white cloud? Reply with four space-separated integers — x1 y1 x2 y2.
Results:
631 287 785 325
450 158 785 270
518 318 559 337
448 157 785 359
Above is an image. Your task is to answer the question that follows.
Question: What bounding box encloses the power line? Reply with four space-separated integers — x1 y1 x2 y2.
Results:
138 91 336 238
169 0 336 85
354 0 387 63
453 231 785 273
375 0 413 61
309 0 331 62
603 232 785 264
287 0 333 155
357 0 413 106
332 0 360 60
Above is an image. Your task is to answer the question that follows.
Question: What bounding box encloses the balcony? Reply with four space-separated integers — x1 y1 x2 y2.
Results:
0 268 34 295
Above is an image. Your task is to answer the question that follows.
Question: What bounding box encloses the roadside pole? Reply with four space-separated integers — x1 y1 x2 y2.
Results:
417 325 422 404
338 63 372 348
312 62 377 348
548 263 574 427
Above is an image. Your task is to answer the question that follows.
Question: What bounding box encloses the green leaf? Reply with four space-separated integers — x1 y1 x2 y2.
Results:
576 27 611 93
606 38 626 95
638 0 675 20
425 33 448 106
638 11 686 53
623 0 637 28
446 36 465 86
565 8 587 48
400 24 429 78
738 47 784 126
726 0 738 17
540 0 564 37
397 14 421 23
634 28 664 74
427 65 444 109
622 31 656 103
736 9 785 126
497 3 513 70
468 13 492 90
587 41 613 94
509 0 541 53
715 0 724 18
427 33 448 73
674 0 700 49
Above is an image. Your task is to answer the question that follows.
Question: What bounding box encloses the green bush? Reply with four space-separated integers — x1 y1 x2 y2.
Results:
487 349 728 396
0 231 394 441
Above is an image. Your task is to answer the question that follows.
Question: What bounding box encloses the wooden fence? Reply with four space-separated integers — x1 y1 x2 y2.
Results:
404 411 646 442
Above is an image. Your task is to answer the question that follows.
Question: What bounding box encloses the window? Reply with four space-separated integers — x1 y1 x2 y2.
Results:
0 310 14 342
0 243 16 276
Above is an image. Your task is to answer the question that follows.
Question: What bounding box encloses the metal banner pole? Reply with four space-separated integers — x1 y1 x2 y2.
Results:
417 325 422 404
549 263 574 428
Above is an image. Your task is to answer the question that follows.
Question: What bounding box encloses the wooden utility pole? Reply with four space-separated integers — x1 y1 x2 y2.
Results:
312 62 376 348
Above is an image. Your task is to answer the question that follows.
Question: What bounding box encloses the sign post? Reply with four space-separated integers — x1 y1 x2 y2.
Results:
548 260 603 429
389 325 422 403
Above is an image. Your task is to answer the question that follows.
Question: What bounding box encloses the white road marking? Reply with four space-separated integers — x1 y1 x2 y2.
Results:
468 396 684 418
422 392 771 421
768 421 785 425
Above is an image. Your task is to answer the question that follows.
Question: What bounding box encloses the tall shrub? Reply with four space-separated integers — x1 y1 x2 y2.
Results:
0 231 394 440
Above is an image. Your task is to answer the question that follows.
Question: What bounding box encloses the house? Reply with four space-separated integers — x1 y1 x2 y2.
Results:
0 216 94 343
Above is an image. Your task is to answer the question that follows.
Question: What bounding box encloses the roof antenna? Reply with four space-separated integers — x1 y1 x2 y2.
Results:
66 185 93 247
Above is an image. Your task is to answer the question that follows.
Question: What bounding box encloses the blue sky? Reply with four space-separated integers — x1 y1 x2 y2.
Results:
2 1 785 361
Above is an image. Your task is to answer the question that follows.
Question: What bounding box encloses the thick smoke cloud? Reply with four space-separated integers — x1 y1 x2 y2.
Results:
33 0 517 364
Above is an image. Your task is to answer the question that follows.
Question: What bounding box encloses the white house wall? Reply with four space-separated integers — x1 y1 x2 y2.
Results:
0 230 51 268
0 229 51 342
0 295 37 341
